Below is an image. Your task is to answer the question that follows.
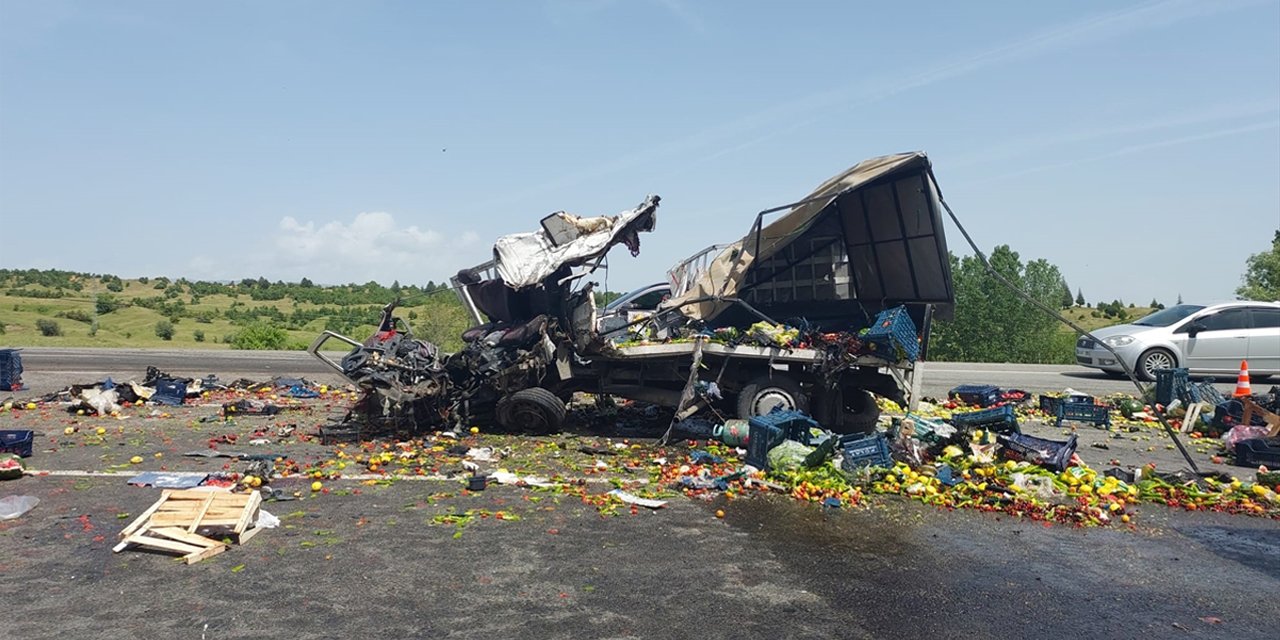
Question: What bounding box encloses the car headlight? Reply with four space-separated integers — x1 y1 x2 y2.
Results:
1102 335 1135 347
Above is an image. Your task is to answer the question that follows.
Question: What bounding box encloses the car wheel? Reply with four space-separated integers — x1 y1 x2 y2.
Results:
1136 349 1177 382
737 374 809 419
496 388 567 434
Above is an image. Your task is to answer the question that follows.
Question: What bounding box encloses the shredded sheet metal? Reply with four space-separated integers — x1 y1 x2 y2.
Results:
494 196 658 288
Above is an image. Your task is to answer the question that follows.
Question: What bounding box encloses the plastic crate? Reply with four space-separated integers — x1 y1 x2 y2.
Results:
997 433 1078 472
1056 402 1111 428
150 380 188 406
0 429 34 457
1038 395 1062 415
950 405 1020 435
949 384 1001 408
1234 438 1280 467
0 348 22 390
861 306 920 362
838 433 892 471
745 409 821 470
1154 368 1189 406
1187 381 1226 406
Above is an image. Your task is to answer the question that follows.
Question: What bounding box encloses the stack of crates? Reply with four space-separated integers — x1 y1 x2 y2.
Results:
0 349 23 391
860 306 920 362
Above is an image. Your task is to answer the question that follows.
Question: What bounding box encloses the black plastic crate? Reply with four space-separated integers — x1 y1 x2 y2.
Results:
861 306 920 362
1234 438 1280 468
997 432 1078 472
950 404 1020 435
838 432 892 471
949 384 1001 408
1056 402 1111 428
0 429 34 457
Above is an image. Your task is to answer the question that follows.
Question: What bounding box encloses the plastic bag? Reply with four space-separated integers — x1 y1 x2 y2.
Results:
766 440 814 473
0 495 39 520
1222 425 1270 448
1010 473 1058 499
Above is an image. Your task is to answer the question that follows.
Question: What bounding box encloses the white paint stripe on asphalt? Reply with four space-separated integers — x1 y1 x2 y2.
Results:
23 469 643 485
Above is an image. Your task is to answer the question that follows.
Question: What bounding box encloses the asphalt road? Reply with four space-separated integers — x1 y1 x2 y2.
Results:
10 347 1243 400
3 349 1278 638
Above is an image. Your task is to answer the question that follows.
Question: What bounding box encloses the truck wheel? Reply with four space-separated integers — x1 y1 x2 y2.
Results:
737 374 809 419
815 387 881 434
838 389 881 434
497 388 567 434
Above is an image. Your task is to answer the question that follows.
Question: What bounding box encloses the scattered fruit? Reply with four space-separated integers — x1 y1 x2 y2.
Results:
129 456 143 464
311 481 323 492
715 509 725 519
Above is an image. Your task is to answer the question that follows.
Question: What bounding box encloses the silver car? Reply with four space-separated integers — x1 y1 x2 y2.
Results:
1076 301 1280 381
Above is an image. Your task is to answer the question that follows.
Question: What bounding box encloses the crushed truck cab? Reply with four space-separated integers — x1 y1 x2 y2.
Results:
311 152 955 434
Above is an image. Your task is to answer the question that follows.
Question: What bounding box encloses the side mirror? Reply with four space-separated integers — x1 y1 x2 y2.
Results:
1186 322 1205 338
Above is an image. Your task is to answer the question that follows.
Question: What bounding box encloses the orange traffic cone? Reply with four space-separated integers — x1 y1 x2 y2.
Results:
1234 360 1252 397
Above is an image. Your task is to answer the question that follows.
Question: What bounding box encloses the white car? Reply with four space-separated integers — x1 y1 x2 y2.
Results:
1076 301 1280 381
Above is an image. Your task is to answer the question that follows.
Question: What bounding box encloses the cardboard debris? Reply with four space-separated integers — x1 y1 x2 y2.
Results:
114 489 263 564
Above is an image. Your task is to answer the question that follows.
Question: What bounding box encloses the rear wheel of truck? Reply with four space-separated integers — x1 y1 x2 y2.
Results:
497 388 567 434
815 386 881 434
737 374 809 419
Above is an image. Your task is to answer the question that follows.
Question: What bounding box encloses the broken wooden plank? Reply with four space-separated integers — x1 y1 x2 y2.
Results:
149 527 222 549
233 491 262 534
187 493 217 533
118 489 173 538
183 543 227 565
237 525 262 545
125 533 204 556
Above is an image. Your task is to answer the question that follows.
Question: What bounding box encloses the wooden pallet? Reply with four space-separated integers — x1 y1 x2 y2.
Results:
114 489 262 564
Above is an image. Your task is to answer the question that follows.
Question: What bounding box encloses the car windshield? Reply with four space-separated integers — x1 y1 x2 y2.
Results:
1131 304 1206 327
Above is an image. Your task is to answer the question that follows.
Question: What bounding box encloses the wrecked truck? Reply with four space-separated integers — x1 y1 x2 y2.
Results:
309 152 955 435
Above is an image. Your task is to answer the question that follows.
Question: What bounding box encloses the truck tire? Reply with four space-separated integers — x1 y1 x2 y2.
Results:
838 389 881 434
737 374 809 419
497 388 567 434
815 387 881 434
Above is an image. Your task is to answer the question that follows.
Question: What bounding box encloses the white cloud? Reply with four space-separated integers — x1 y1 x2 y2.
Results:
269 212 482 285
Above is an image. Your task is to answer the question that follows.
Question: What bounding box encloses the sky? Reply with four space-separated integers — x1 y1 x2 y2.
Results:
1 0 1278 305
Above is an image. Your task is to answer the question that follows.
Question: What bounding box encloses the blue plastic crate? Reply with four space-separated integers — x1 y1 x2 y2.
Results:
949 384 1001 408
950 405 1020 435
1038 395 1062 415
0 348 22 390
1055 402 1111 428
861 306 919 362
1154 368 1189 406
150 379 188 406
0 429 34 457
838 432 892 471
745 409 822 470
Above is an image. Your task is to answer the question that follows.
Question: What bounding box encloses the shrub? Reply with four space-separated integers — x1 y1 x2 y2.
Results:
37 319 62 336
96 294 121 315
193 329 205 342
59 309 94 323
155 320 175 340
229 323 289 350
